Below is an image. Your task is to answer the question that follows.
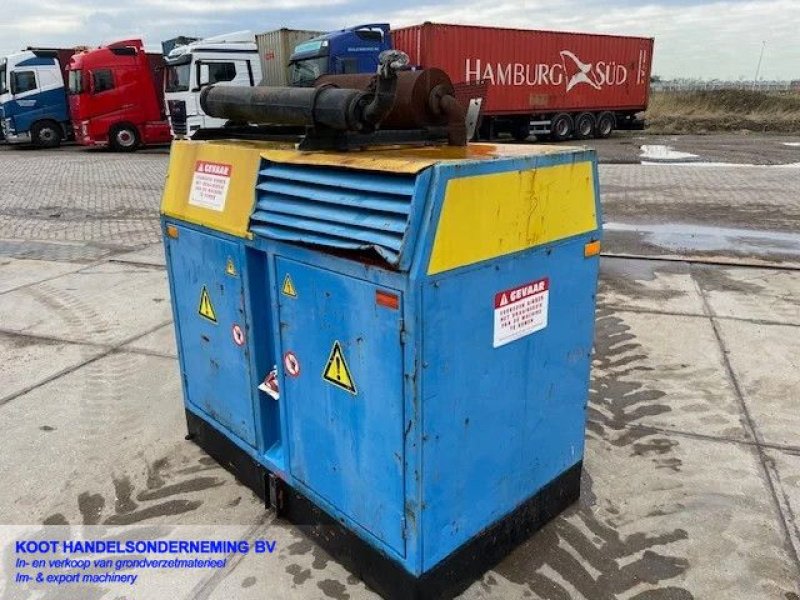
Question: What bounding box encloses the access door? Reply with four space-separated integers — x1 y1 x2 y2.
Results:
276 257 406 556
165 225 257 446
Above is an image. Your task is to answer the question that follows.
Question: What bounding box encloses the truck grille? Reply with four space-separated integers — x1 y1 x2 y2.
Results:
167 100 187 135
249 162 419 266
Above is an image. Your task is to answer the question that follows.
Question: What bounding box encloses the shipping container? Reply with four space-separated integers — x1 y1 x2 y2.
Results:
256 28 323 86
393 23 654 141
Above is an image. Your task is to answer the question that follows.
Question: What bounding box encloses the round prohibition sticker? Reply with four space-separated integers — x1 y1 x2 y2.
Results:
231 324 245 346
284 351 301 377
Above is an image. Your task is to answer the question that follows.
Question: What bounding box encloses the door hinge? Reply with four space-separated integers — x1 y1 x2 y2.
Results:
399 320 407 346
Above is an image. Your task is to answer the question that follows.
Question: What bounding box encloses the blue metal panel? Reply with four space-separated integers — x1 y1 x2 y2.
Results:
250 161 420 266
16 56 56 67
276 257 406 556
165 225 258 446
419 238 598 569
2 87 70 138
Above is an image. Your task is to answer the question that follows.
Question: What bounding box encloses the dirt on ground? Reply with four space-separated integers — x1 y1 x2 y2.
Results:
645 89 800 133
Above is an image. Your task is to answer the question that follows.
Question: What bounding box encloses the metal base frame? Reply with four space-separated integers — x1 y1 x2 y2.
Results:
185 409 582 600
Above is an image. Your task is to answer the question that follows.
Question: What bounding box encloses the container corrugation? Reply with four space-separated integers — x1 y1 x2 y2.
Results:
392 23 654 114
256 29 324 86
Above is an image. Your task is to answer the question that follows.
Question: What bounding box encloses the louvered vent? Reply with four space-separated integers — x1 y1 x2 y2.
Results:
250 162 418 266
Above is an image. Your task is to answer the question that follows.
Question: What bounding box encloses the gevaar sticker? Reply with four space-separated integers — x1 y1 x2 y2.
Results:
493 278 549 347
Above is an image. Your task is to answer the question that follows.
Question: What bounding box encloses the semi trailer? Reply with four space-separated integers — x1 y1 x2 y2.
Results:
0 48 78 147
393 23 654 141
164 29 323 138
67 39 171 151
287 22 654 141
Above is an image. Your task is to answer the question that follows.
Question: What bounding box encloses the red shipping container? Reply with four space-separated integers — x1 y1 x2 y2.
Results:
392 23 654 139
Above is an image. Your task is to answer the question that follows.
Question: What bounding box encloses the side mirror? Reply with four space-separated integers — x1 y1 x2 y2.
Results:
198 64 210 88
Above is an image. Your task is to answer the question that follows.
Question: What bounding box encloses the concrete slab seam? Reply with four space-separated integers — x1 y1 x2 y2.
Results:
0 318 174 409
693 266 800 577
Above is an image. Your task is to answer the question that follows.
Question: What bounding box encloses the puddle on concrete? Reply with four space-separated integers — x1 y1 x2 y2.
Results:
638 143 800 167
604 222 800 257
639 144 699 162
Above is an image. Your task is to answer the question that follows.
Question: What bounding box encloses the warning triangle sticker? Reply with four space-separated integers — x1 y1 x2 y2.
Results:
282 274 297 298
322 341 356 395
198 286 217 323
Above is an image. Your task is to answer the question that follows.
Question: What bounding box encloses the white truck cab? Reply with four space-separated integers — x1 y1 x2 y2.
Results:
164 31 260 138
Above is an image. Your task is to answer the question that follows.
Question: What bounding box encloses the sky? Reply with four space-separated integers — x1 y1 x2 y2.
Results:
0 0 798 81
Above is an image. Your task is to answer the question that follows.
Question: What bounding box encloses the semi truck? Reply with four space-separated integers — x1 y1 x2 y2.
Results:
67 39 172 151
164 29 322 138
287 23 653 141
287 24 391 86
0 48 78 147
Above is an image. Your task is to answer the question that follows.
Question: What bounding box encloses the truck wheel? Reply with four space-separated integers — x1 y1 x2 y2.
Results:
550 113 574 142
595 112 615 139
574 113 596 140
31 121 62 148
109 125 140 152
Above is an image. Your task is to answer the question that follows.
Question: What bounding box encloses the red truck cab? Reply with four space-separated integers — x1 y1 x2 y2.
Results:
67 39 171 151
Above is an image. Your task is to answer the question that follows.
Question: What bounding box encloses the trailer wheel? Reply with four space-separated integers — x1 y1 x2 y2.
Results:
109 124 140 152
574 113 596 140
550 113 574 142
31 121 62 148
595 112 615 139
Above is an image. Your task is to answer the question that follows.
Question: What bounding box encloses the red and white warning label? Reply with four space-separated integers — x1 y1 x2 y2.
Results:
493 278 549 348
188 160 233 211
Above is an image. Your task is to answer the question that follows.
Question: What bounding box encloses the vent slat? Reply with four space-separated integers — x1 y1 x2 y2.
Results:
255 195 407 234
255 180 411 215
250 225 400 263
259 164 415 196
260 212 404 252
250 162 418 266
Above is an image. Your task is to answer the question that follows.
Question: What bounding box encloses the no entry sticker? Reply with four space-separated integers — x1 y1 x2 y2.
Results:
493 278 549 348
189 160 233 211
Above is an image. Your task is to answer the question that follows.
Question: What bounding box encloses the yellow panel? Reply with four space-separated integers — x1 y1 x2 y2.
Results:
161 140 272 238
427 161 598 275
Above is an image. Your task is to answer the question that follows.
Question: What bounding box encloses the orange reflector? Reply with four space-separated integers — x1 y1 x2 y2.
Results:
584 240 601 257
376 290 399 310
166 224 179 239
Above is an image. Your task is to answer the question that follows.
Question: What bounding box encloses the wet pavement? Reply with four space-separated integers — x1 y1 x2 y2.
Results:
0 138 799 599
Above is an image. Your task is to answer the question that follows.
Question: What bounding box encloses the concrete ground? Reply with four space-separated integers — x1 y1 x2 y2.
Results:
0 136 798 599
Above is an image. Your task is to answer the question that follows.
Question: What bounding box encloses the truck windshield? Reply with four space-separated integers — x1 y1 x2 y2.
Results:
68 70 83 94
289 57 328 87
165 64 191 93
0 61 6 95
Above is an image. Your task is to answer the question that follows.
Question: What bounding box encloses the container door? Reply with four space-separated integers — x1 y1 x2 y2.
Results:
276 257 405 556
165 225 257 446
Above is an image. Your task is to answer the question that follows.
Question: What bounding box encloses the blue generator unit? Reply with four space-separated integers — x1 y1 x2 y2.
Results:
161 137 601 598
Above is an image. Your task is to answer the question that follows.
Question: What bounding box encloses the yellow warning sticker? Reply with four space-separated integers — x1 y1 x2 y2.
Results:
198 286 217 323
322 341 356 395
225 258 236 277
282 274 297 298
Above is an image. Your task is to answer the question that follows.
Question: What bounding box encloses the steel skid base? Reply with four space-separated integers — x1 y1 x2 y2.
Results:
185 409 582 600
